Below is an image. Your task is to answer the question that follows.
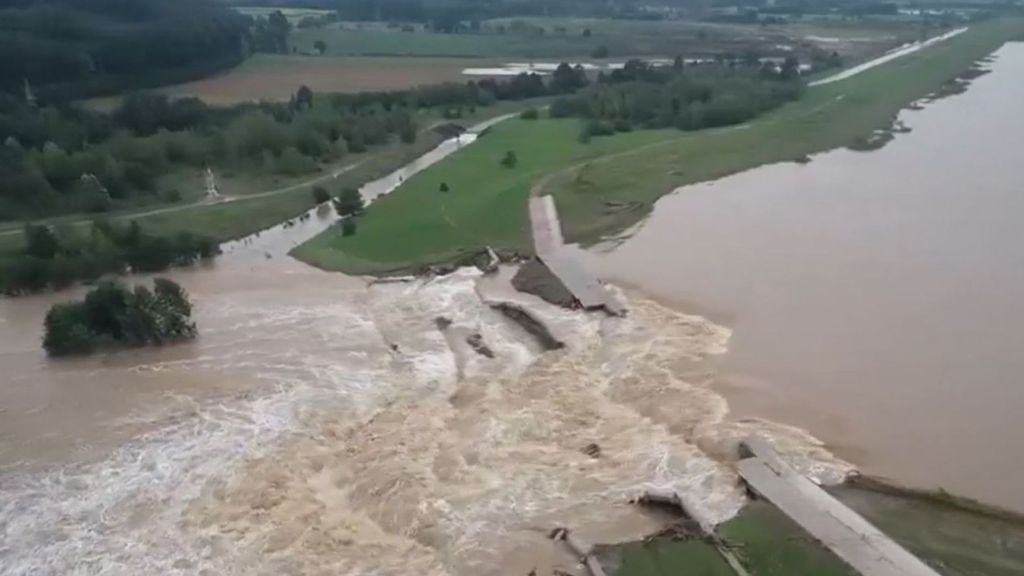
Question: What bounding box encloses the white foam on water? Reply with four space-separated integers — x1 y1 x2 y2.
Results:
0 269 855 576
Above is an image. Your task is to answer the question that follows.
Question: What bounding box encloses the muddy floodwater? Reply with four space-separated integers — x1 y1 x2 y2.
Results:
0 127 848 575
594 43 1024 512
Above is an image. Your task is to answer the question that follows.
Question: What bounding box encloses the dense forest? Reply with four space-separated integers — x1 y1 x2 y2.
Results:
43 277 196 356
0 0 249 100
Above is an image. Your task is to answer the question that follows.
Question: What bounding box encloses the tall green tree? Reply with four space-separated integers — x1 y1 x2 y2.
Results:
333 187 365 218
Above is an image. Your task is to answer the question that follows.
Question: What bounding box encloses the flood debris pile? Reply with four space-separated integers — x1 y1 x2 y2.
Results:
42 278 196 356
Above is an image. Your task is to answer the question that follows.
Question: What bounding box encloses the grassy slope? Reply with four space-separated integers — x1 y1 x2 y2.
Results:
294 18 1022 275
292 119 676 274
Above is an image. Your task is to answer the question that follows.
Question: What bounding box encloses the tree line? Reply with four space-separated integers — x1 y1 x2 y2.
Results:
548 58 805 138
43 277 196 357
1 221 218 296
0 0 249 100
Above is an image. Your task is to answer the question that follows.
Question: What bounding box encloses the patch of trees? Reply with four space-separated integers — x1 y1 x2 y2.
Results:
1 221 218 296
0 0 248 100
1 63 595 223
0 85 420 220
43 278 196 357
549 59 804 138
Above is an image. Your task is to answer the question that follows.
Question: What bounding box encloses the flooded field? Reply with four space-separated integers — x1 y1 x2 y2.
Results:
594 43 1024 512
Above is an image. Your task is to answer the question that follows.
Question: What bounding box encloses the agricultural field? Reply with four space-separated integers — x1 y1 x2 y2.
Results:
289 16 920 61
82 16 926 108
89 55 503 108
292 19 1022 276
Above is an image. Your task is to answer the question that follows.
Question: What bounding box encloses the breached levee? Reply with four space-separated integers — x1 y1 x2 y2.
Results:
0 266 854 576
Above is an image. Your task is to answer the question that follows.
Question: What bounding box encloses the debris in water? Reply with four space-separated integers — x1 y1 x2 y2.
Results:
466 333 496 358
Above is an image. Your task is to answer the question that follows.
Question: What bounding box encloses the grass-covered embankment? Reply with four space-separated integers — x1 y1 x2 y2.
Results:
604 480 1024 576
293 118 677 274
293 18 1023 276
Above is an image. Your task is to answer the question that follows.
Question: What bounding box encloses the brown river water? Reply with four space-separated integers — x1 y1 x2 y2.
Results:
0 122 847 575
3 44 1021 575
594 43 1024 512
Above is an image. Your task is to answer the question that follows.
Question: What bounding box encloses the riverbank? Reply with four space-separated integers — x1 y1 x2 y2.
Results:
291 18 1023 276
601 476 1024 576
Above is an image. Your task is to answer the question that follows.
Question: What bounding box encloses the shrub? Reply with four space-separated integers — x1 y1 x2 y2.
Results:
520 108 539 120
500 151 518 168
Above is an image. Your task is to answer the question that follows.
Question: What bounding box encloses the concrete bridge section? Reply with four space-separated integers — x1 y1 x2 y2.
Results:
738 438 941 576
528 195 624 315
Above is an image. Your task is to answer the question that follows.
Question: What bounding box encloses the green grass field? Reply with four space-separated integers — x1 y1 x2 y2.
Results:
292 118 676 274
293 18 1022 276
290 17 913 60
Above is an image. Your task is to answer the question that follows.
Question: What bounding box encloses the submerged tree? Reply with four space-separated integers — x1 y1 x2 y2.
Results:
42 278 197 356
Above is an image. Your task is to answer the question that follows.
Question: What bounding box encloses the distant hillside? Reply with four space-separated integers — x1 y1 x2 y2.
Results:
0 0 249 100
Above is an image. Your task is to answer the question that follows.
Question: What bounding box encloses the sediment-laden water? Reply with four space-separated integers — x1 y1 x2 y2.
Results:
594 42 1024 512
0 256 851 575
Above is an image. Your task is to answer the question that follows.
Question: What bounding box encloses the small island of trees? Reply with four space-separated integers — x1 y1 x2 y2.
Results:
43 278 197 357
